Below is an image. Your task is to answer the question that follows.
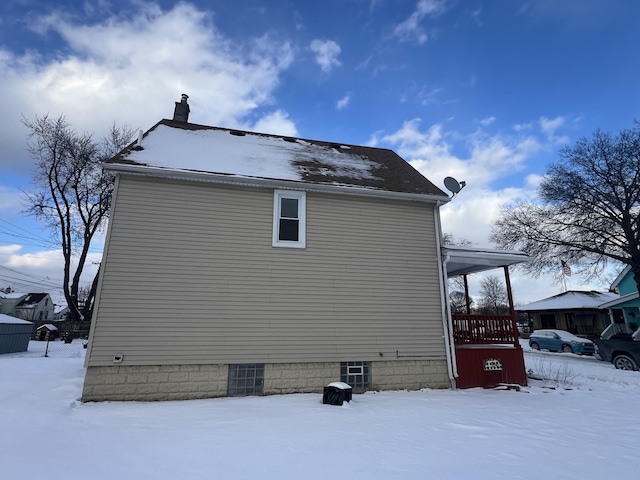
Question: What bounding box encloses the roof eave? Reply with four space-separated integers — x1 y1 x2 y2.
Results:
599 292 639 308
105 162 451 204
610 265 632 291
443 246 531 276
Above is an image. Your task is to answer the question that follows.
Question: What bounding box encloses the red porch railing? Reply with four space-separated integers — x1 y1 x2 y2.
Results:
452 314 519 346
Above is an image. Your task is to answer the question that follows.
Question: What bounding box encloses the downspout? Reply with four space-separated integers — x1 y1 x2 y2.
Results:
433 201 458 387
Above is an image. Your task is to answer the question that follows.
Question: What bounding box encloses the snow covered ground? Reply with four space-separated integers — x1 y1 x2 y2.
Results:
2 340 639 480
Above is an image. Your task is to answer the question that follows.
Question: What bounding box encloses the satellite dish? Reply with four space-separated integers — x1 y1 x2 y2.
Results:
444 176 466 195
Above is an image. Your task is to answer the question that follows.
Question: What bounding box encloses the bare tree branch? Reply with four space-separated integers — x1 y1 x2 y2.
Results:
491 122 640 293
22 114 135 324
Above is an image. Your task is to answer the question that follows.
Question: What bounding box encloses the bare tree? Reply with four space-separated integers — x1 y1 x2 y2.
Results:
443 232 476 294
491 122 640 293
477 275 509 315
449 290 472 313
23 114 135 325
442 233 474 248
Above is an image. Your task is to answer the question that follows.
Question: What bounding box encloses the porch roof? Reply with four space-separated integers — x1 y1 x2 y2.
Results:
443 245 531 277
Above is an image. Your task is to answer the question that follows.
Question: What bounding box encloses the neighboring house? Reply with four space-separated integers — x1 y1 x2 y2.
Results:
599 266 640 338
52 301 90 338
53 303 69 321
516 291 618 337
82 96 529 402
15 293 54 323
0 292 54 323
0 292 28 315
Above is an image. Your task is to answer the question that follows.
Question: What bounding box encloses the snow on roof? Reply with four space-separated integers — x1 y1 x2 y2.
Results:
516 290 619 311
54 304 68 314
0 314 32 324
126 124 378 182
107 120 448 198
36 324 58 331
0 292 28 299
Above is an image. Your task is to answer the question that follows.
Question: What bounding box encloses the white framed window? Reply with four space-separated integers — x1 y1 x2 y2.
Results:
273 190 306 248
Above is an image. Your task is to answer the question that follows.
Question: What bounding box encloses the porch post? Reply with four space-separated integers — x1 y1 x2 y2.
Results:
503 265 515 317
503 265 519 344
463 274 471 314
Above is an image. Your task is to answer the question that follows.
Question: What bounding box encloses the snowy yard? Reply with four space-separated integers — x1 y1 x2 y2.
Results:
1 340 639 480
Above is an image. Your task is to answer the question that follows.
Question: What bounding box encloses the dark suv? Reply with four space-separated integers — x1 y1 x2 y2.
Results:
594 334 640 370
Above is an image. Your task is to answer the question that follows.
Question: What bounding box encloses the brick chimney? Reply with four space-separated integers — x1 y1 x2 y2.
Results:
173 94 190 122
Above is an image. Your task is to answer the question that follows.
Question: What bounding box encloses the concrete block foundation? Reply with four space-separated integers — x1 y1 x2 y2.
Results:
81 359 450 402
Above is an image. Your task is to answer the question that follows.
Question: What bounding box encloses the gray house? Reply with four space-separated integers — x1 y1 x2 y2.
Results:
516 290 618 337
82 96 527 401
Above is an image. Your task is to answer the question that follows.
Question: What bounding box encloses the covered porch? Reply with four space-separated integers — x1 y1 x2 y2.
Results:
443 246 530 389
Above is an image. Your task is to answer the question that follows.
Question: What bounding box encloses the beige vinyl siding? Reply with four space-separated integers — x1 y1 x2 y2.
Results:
87 175 446 366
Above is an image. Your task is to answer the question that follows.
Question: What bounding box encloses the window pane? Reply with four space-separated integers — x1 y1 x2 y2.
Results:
279 219 299 241
281 198 298 219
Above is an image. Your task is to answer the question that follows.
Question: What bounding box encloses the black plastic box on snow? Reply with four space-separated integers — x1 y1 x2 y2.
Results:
322 382 353 406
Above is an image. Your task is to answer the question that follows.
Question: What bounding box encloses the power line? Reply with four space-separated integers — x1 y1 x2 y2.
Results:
0 218 57 246
0 218 104 254
0 266 61 289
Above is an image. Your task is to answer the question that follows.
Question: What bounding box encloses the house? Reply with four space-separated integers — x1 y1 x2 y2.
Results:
53 303 69 321
15 293 54 323
0 292 54 322
516 291 618 338
0 314 32 354
598 266 640 338
82 96 529 402
0 292 27 315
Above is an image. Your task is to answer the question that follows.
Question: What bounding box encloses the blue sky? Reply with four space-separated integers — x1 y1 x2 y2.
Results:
1 0 639 302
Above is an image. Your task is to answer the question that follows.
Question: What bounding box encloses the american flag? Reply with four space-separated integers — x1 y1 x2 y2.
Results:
561 260 572 276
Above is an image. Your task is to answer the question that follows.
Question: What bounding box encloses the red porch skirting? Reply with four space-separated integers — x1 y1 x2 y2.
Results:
455 345 527 389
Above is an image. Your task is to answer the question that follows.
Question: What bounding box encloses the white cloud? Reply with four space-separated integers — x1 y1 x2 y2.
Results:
0 2 296 172
539 116 564 136
480 116 496 126
377 118 544 252
309 39 342 72
513 122 532 132
250 110 298 137
393 0 447 44
382 118 540 193
439 186 525 246
418 86 444 106
336 94 350 110
0 245 101 294
539 116 570 144
2 2 297 293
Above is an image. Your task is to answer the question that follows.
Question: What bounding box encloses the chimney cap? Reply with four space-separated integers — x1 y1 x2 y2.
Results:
180 93 189 103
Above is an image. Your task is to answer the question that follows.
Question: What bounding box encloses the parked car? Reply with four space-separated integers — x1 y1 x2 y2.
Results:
594 334 640 370
529 329 595 355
